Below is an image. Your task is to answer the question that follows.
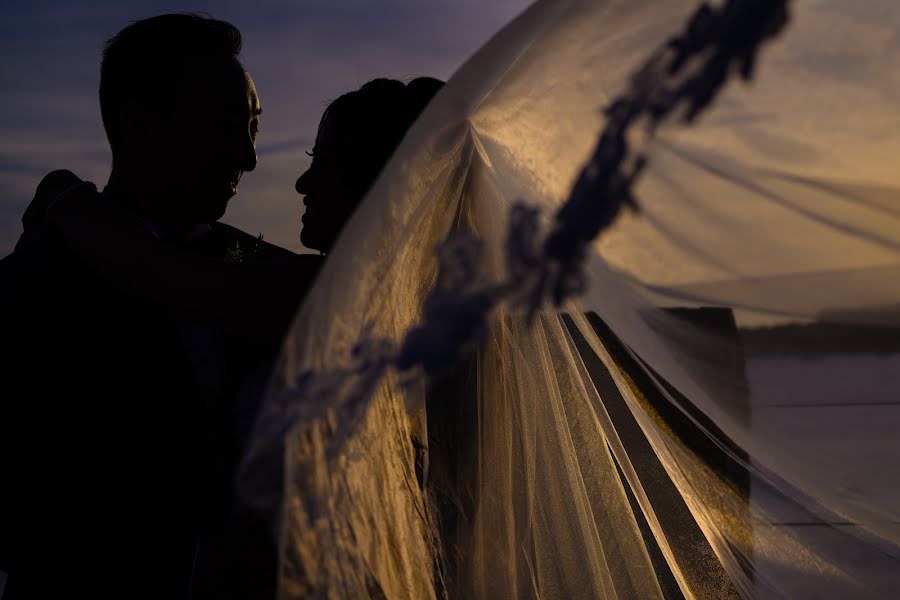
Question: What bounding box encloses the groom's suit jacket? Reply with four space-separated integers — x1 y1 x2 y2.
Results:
0 178 293 599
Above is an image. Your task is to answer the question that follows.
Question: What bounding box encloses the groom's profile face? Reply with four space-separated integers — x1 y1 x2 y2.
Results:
139 56 261 224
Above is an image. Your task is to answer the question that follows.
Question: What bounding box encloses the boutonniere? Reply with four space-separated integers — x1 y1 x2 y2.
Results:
225 233 266 263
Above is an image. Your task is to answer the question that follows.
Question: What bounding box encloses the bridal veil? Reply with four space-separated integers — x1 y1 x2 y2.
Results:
242 0 900 597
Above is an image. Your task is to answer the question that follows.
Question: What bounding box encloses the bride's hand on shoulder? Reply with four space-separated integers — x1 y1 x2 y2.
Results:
20 169 89 241
46 178 102 226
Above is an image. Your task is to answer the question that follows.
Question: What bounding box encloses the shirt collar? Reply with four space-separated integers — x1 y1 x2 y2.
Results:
101 186 212 242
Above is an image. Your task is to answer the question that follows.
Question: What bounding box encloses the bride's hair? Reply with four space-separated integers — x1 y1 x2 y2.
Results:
298 77 444 252
322 77 444 194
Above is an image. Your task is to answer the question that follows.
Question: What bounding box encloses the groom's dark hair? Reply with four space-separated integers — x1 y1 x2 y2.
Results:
99 14 243 151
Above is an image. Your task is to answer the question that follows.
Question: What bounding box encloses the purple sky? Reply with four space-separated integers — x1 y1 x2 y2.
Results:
0 0 530 255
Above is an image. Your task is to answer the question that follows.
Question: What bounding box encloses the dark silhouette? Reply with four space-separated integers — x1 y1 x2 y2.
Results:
297 77 445 253
0 14 290 599
43 77 444 350
99 14 258 237
3 71 442 597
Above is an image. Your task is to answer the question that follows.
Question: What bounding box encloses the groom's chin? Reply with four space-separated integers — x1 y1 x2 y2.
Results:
203 193 233 222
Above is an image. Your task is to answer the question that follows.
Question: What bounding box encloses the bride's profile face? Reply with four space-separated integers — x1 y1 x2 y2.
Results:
296 111 358 252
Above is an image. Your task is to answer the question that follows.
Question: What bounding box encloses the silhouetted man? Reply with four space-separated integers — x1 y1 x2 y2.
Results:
0 14 282 599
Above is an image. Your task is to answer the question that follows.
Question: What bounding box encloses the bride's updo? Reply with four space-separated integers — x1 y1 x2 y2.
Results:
297 77 444 252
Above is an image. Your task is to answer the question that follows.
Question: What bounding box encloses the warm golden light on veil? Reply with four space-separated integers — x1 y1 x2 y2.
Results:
236 0 900 598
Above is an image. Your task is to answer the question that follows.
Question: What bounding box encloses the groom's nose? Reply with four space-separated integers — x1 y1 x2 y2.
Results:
229 127 257 174
237 134 258 172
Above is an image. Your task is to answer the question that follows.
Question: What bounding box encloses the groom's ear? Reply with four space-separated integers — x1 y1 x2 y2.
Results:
112 99 159 157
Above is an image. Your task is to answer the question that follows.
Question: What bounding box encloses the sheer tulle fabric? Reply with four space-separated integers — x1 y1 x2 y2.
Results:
241 0 900 597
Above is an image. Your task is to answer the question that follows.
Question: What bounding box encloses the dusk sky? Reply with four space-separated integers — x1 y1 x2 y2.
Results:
0 0 530 256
